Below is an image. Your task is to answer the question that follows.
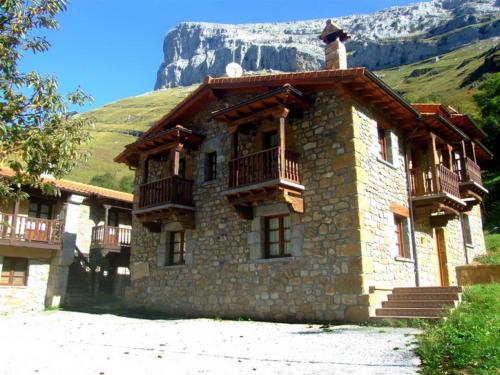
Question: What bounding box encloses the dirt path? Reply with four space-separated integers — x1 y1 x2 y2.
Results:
0 311 421 374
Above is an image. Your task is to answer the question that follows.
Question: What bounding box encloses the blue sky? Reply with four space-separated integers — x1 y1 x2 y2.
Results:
20 0 420 111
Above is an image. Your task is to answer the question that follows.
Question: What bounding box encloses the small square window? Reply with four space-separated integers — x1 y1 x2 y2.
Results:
169 232 185 265
1 257 28 286
264 215 291 258
205 152 217 181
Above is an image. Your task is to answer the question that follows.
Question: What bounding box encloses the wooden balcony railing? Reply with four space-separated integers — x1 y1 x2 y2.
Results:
454 157 483 186
91 225 131 249
0 213 63 245
228 147 300 188
138 176 193 209
410 164 461 198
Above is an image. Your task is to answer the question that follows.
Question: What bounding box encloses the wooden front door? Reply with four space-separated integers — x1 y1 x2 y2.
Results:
435 229 449 286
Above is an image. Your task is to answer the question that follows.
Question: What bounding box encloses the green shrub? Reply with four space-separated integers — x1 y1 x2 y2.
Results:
477 234 500 264
418 284 500 374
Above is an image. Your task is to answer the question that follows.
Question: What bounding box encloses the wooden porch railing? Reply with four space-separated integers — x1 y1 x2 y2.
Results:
0 213 63 244
454 157 483 186
228 147 300 188
410 164 461 198
91 225 131 248
138 176 193 209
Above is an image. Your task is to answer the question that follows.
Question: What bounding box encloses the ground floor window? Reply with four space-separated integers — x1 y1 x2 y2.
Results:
394 214 411 258
0 257 28 286
463 215 473 246
169 231 185 265
265 215 291 258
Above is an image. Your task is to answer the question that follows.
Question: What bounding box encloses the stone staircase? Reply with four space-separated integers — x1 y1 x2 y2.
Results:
374 286 462 320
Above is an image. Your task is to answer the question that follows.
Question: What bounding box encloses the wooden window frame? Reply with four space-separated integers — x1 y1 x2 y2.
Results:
205 152 217 181
264 214 291 258
28 198 53 219
394 215 406 258
378 127 388 161
0 257 29 286
463 215 473 246
169 231 185 265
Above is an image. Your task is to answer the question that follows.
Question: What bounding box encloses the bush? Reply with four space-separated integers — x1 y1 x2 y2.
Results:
418 284 500 374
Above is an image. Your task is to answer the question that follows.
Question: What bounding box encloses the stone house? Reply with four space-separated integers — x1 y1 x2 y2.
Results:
0 168 133 313
115 23 492 322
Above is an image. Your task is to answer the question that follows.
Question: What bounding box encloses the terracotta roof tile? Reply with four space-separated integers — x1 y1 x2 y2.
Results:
0 167 133 203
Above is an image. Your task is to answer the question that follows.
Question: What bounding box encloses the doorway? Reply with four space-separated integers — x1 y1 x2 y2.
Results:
435 229 449 286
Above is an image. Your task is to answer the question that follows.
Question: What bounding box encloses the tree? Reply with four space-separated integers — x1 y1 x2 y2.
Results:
474 72 500 169
118 175 134 193
0 0 92 201
89 172 118 190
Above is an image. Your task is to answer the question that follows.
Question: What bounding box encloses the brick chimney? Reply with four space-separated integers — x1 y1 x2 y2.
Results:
319 20 350 70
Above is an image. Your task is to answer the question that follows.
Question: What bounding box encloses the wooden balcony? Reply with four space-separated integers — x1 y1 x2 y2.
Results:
225 147 304 218
410 164 466 217
454 157 488 204
90 225 131 253
134 176 195 229
0 213 63 250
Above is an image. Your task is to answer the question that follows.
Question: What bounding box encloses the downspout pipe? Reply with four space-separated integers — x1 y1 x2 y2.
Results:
404 124 421 287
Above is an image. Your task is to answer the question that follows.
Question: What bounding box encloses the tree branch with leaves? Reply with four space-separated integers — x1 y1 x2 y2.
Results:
0 0 93 200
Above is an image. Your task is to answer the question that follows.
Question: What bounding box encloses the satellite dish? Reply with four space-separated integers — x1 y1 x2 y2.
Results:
226 62 243 78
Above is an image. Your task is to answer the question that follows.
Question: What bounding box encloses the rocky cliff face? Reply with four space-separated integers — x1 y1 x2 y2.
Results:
154 0 500 89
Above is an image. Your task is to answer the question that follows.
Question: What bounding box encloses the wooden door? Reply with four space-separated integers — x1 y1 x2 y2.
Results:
435 229 449 286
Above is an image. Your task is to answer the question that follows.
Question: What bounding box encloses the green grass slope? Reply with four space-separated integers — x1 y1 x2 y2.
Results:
68 39 497 185
66 86 197 183
379 39 498 117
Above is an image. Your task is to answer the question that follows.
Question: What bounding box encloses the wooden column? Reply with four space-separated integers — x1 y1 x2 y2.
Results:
429 132 440 193
278 115 286 179
103 204 111 245
446 144 454 170
10 195 20 239
460 140 467 181
170 143 183 176
470 141 477 163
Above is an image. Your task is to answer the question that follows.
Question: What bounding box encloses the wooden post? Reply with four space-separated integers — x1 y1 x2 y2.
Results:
278 115 286 179
429 132 440 193
170 143 183 176
446 144 453 171
10 195 20 239
470 141 477 163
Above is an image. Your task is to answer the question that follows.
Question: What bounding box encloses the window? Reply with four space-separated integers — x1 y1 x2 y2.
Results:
263 130 279 149
205 152 217 181
378 127 388 161
169 231 185 265
28 199 53 219
0 257 28 286
394 215 405 257
463 215 473 246
264 215 291 258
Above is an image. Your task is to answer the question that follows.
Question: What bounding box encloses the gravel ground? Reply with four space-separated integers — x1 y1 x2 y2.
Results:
0 311 421 375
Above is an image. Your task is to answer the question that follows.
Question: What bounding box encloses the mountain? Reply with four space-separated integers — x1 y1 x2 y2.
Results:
155 0 499 89
68 39 498 186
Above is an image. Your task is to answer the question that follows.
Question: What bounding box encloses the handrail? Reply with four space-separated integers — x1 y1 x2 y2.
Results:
91 225 131 247
228 147 300 188
0 213 63 244
138 175 194 209
75 245 94 272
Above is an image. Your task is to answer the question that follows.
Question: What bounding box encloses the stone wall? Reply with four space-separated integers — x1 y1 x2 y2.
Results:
0 255 51 314
126 89 371 322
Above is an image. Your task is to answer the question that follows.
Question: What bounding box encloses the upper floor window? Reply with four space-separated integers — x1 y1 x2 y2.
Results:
378 127 388 161
169 231 185 265
205 152 217 181
263 130 279 149
28 199 52 219
264 215 291 258
0 257 28 286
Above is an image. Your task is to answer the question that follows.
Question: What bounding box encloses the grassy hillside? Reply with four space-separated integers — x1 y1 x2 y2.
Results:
68 39 498 185
66 86 197 183
378 38 498 117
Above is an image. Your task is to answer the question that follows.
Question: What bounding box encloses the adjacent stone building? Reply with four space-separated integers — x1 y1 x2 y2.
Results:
0 168 133 313
116 22 492 322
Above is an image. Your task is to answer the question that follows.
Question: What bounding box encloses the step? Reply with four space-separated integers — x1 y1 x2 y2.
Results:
382 300 457 309
376 307 448 317
371 316 441 322
388 293 460 301
393 286 462 294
